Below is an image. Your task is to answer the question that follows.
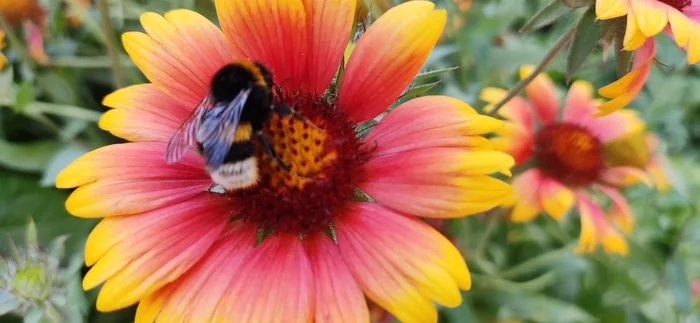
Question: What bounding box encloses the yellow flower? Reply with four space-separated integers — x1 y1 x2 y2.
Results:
0 30 7 70
595 0 700 63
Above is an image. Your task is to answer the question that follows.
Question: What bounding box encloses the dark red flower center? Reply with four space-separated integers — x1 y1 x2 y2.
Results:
660 0 692 11
230 92 366 234
534 123 604 187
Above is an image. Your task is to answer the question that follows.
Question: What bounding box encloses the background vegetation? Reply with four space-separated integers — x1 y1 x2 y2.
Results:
0 0 698 322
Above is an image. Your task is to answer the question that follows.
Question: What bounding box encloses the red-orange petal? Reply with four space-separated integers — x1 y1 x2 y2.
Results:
336 203 470 323
221 234 314 323
305 233 369 323
338 1 446 122
56 143 211 218
123 10 233 106
84 193 230 311
302 0 356 95
520 65 559 124
215 0 308 93
136 223 257 323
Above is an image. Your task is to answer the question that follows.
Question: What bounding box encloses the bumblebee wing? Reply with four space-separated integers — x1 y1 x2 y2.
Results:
164 95 213 164
198 88 252 168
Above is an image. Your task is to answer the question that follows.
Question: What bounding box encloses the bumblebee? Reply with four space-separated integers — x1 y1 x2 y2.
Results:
165 60 312 190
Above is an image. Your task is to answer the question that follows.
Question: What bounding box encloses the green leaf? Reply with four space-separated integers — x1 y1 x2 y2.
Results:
40 143 91 187
561 0 596 7
615 37 634 77
0 66 13 101
490 293 597 323
0 170 97 256
0 139 64 173
566 7 602 81
520 0 573 33
13 80 35 113
398 81 441 100
665 260 691 312
25 217 38 246
414 66 459 82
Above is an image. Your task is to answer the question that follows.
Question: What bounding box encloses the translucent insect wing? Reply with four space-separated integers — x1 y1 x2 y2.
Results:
198 89 251 168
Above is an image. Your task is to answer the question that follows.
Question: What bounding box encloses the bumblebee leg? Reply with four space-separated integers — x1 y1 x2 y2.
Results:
254 130 291 172
272 103 323 131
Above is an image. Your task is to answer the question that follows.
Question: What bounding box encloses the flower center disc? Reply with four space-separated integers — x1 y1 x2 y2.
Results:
660 0 692 10
230 93 365 234
534 123 604 187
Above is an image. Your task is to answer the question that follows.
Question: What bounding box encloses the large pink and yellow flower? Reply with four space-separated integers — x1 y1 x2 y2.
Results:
56 1 514 322
595 0 700 114
482 66 653 255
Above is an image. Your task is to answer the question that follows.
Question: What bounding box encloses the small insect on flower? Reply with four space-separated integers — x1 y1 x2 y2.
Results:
164 60 319 191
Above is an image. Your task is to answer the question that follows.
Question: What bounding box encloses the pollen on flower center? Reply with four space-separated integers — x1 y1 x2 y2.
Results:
230 92 366 234
534 123 604 187
660 0 692 10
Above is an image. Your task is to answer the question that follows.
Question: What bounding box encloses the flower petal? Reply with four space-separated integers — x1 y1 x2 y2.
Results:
123 10 232 106
563 80 596 123
56 143 211 218
520 65 559 124
364 96 504 155
302 0 356 95
595 0 629 19
601 166 653 187
221 234 314 323
598 185 634 234
338 1 446 122
481 87 534 132
630 0 668 37
215 0 308 92
574 192 628 255
507 168 544 222
100 84 192 142
538 177 574 220
84 193 230 311
336 203 470 323
136 223 257 323
597 39 655 116
305 233 369 323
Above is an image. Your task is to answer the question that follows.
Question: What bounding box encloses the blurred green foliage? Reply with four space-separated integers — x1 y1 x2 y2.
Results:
0 0 698 322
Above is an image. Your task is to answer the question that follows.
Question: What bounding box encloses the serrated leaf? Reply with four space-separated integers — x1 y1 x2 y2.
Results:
566 7 601 81
414 66 458 82
13 80 35 113
399 80 441 100
520 0 573 32
0 139 64 173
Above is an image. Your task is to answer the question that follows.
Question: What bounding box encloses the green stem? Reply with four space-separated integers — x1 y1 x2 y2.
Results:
0 13 36 68
47 55 134 68
97 0 126 88
487 22 577 116
0 99 102 122
472 272 559 293
499 243 576 279
27 102 102 122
